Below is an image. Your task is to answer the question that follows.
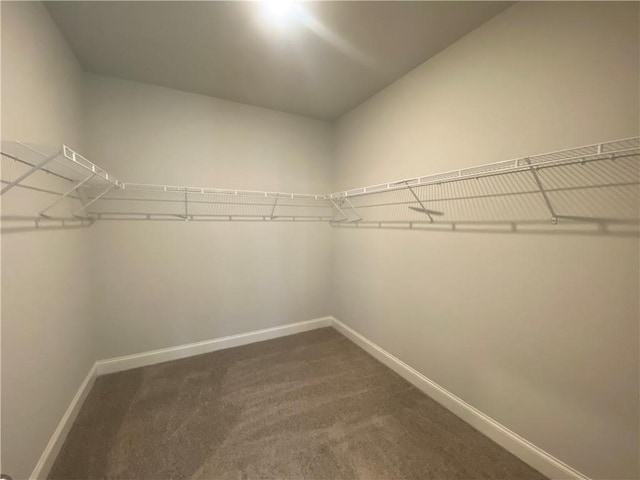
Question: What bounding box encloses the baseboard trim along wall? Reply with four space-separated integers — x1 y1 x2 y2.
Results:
30 364 98 480
32 315 589 480
330 317 590 480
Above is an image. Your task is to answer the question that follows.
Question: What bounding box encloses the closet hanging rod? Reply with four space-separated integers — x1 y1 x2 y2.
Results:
325 137 639 199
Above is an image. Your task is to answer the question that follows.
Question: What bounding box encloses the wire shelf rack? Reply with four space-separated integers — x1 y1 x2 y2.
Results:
1 142 122 226
326 137 640 231
2 137 638 231
0 141 333 224
83 183 334 222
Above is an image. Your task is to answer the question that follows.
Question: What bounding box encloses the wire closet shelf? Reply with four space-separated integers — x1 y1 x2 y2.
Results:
1 137 638 229
326 137 639 230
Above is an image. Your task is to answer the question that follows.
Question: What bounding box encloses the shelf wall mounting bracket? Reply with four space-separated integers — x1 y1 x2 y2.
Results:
270 197 279 220
73 184 116 217
405 182 443 223
0 149 61 195
184 189 189 221
330 198 349 223
39 173 97 217
343 197 363 223
525 158 558 224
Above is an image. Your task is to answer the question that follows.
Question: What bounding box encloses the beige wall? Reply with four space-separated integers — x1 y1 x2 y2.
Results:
0 2 93 478
83 74 334 359
332 3 639 479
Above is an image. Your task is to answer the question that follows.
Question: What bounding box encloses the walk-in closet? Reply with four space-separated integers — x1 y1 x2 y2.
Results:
1 1 638 479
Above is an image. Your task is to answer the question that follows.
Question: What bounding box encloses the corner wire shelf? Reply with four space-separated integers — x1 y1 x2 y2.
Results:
1 137 638 232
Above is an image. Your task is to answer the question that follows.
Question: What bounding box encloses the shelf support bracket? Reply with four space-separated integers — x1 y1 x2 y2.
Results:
405 183 444 222
525 158 558 224
343 197 363 223
184 190 189 221
73 184 115 217
270 197 279 220
1 150 61 196
39 173 97 217
330 198 349 223
406 184 433 223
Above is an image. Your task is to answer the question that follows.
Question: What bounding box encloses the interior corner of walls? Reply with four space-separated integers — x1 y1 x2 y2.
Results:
1 0 86 150
1 2 97 478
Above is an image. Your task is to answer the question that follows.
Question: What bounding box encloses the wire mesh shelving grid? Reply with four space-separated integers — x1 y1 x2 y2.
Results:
1 137 638 230
325 137 640 230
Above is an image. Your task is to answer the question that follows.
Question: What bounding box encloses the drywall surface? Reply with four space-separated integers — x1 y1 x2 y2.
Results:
332 2 639 479
0 2 93 478
83 74 333 359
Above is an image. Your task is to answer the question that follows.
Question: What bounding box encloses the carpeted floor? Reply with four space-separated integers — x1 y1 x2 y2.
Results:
49 328 548 479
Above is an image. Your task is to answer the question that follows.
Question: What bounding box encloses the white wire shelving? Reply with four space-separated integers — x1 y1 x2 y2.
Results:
1 137 638 232
80 183 335 222
0 141 333 224
325 137 640 232
1 142 122 229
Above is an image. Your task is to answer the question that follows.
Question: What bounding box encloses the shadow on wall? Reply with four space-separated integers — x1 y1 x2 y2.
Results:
330 152 640 238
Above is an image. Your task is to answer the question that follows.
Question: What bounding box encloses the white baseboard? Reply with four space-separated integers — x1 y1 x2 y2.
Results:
30 364 97 480
330 316 590 480
95 316 333 376
30 316 332 479
31 316 588 480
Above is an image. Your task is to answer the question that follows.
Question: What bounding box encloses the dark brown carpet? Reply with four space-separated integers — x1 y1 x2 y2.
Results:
49 328 548 480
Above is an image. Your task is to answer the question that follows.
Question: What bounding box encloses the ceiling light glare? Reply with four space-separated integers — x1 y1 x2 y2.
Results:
262 0 296 22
